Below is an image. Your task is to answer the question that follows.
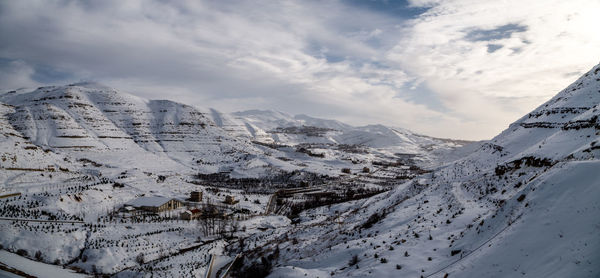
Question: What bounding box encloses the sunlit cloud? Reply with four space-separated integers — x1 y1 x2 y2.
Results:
390 0 600 138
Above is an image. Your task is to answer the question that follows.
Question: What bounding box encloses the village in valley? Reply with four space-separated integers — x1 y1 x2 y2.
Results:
0 119 436 277
0 81 477 278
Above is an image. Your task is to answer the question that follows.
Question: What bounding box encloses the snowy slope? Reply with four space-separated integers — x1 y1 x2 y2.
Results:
228 109 452 150
1 82 461 179
0 83 287 175
210 109 469 168
0 83 472 276
0 101 83 195
236 63 600 278
231 110 352 132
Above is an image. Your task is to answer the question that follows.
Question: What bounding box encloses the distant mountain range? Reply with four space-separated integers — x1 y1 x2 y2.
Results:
0 82 467 178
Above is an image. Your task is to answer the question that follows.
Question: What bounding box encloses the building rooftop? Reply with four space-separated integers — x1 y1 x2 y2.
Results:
183 209 201 215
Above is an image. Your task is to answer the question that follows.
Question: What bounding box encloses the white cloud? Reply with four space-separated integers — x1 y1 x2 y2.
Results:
392 0 600 138
0 0 598 140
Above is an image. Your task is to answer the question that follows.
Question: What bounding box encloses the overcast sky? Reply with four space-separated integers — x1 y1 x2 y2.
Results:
1 0 599 140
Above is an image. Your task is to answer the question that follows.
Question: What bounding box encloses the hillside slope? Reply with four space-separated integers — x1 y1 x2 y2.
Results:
0 83 469 277
0 83 268 174
235 63 600 278
0 102 83 194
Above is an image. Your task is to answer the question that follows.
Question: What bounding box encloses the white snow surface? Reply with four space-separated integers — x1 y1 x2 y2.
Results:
225 109 461 152
0 81 466 277
1 62 598 278
125 197 172 207
260 63 600 277
0 250 88 277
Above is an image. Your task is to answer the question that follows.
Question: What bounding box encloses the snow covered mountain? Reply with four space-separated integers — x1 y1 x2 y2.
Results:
209 109 469 167
0 82 466 176
230 63 600 277
4 61 596 278
0 81 473 277
221 109 450 149
0 82 270 175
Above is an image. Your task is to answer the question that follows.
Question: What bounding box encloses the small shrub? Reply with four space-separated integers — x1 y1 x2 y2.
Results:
348 255 359 266
380 258 387 263
514 181 522 188
16 249 28 257
361 213 382 229
135 253 145 264
396 264 402 270
517 194 526 202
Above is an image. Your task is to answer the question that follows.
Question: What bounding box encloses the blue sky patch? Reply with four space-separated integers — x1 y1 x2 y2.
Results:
487 44 503 53
465 23 527 42
343 0 430 19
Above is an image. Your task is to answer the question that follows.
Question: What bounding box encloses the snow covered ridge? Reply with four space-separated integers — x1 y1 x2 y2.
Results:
0 82 465 177
223 108 469 151
227 63 600 277
0 82 265 174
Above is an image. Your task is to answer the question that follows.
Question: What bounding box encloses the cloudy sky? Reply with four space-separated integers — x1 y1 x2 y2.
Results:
1 0 599 140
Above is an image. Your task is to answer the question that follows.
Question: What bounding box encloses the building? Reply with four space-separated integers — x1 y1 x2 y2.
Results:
224 195 237 205
117 205 140 218
125 197 182 213
180 208 202 220
190 191 202 202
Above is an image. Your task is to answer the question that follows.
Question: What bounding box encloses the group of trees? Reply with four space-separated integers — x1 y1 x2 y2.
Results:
193 171 335 193
286 188 386 218
197 212 238 237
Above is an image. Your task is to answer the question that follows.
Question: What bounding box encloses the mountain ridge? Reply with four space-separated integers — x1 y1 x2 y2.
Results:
231 62 600 278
